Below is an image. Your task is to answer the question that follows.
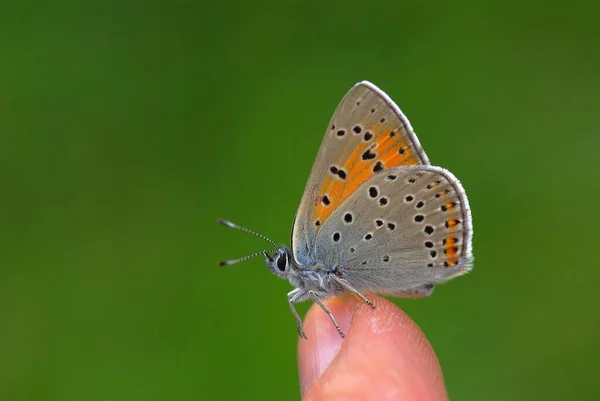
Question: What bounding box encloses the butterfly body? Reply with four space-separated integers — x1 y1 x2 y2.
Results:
219 81 473 338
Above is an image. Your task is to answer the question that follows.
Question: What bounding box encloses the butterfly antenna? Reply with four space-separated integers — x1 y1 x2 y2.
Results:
217 249 277 267
217 218 280 247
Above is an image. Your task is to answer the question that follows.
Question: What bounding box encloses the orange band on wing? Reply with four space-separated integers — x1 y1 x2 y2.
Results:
312 127 420 225
443 218 461 267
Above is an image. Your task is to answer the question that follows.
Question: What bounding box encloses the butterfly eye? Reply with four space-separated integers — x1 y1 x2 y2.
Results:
276 253 287 272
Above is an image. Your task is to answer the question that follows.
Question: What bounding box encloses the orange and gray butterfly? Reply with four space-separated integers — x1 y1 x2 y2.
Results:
312 165 473 296
219 81 473 339
292 81 430 267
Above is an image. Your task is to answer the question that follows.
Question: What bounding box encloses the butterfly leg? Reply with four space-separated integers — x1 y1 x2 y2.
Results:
309 290 345 338
329 274 376 309
287 289 308 339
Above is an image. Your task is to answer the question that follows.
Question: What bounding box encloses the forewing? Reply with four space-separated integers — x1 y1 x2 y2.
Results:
292 81 429 266
314 165 473 294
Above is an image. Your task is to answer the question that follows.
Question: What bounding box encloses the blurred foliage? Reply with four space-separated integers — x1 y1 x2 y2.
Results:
1 1 599 400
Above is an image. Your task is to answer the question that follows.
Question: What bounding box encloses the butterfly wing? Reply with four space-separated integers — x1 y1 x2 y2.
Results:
292 81 429 267
314 165 473 294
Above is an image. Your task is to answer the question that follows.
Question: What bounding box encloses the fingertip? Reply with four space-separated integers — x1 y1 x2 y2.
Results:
301 296 448 401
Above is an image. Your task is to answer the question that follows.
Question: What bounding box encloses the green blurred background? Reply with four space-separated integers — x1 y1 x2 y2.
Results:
1 1 599 400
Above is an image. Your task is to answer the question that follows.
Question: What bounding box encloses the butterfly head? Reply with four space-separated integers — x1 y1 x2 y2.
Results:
264 247 295 278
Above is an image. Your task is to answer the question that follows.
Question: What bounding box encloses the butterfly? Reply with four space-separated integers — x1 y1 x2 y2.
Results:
219 81 473 339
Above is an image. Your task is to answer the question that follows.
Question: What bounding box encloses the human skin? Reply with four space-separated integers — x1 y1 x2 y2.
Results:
298 295 449 401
